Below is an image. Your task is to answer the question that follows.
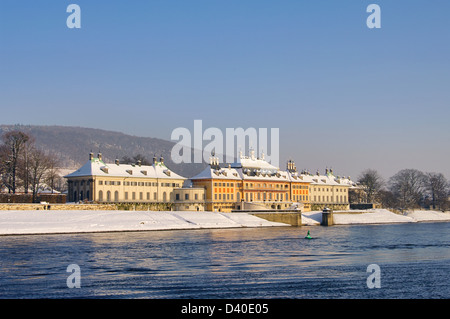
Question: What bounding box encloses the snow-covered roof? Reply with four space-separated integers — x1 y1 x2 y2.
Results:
230 148 278 171
191 150 355 186
190 166 242 181
240 167 291 181
299 173 355 187
190 164 296 182
64 157 186 180
232 156 279 170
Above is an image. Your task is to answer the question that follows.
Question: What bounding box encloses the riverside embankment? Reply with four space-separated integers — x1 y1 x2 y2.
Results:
0 210 288 235
1 208 449 236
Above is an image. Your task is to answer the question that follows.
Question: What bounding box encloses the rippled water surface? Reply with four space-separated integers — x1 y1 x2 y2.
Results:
0 222 449 298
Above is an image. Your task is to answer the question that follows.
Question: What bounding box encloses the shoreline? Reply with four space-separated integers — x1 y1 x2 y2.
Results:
0 210 289 236
302 208 450 226
0 208 448 236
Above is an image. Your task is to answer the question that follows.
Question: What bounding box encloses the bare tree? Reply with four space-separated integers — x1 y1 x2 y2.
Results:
16 135 36 194
357 169 384 203
424 172 448 211
28 148 53 203
389 169 426 212
0 144 12 192
0 131 30 193
44 153 61 194
379 189 397 209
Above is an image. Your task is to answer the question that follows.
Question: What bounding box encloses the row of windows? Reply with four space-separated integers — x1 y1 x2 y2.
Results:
98 181 180 187
175 193 206 201
98 190 171 202
245 192 289 202
73 190 310 203
214 188 234 193
213 182 301 190
293 195 309 201
214 182 236 187
245 183 289 189
313 195 347 203
313 187 347 193
212 185 308 194
213 186 301 194
292 185 309 189
212 192 310 202
215 193 234 201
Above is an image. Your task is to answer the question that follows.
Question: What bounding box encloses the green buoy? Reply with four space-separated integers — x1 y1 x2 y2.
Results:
305 230 312 239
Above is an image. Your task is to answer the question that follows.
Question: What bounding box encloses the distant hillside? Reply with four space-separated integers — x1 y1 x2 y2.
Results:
0 124 207 178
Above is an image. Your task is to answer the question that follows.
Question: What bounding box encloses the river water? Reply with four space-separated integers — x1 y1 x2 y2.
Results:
0 222 449 299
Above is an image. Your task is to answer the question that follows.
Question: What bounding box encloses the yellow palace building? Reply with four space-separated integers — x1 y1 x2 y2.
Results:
64 150 354 212
189 149 311 212
64 153 186 204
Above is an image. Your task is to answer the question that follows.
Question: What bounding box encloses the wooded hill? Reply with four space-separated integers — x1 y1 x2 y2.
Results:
0 124 206 178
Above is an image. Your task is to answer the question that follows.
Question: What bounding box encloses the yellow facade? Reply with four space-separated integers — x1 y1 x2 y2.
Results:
290 181 311 211
65 154 185 204
65 153 351 212
305 169 352 210
190 157 312 212
173 188 206 211
68 175 183 203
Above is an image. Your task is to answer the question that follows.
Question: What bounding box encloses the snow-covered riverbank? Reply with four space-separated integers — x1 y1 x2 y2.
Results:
302 208 450 225
0 210 288 235
0 208 449 236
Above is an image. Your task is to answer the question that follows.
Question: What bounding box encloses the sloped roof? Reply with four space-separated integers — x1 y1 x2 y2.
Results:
299 173 354 187
232 156 279 171
64 157 186 180
230 148 279 171
190 166 242 180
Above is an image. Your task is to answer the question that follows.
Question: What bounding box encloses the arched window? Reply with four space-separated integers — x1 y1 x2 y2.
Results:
106 191 111 202
98 190 103 202
163 192 167 202
114 191 119 202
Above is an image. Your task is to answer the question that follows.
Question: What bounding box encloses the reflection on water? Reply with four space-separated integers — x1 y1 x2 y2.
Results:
0 223 449 298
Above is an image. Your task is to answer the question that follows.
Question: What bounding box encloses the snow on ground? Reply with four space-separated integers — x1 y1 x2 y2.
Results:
0 210 288 236
1 208 448 236
302 208 450 225
332 209 415 225
405 210 450 222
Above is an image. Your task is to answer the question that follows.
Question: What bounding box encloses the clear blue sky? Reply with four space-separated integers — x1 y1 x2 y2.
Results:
1 0 449 179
